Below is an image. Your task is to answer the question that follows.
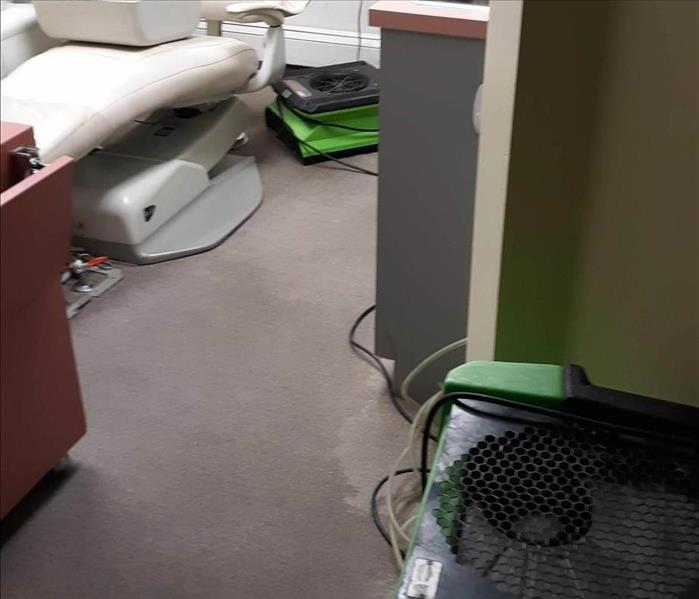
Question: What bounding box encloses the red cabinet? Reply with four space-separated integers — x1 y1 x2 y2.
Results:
1 122 86 518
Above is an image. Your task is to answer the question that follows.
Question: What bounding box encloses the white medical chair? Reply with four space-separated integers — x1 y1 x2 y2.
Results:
1 0 308 264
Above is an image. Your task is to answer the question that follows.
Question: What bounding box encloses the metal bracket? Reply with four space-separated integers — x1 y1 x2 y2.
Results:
63 256 124 319
12 145 45 178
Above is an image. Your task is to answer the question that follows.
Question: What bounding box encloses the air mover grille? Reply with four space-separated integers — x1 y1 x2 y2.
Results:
273 61 379 113
434 425 699 598
309 72 370 94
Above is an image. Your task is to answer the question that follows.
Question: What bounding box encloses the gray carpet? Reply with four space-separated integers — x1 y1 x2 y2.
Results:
1 90 407 598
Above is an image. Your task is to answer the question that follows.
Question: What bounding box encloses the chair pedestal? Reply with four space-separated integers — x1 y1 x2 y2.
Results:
72 98 263 264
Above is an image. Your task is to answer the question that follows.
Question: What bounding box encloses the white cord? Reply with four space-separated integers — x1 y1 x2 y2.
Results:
386 445 414 545
380 338 468 568
409 391 444 481
399 338 467 405
384 395 440 568
401 337 466 484
388 496 406 567
402 514 418 529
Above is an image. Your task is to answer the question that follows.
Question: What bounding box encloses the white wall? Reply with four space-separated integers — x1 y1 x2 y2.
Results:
466 0 522 362
199 1 381 67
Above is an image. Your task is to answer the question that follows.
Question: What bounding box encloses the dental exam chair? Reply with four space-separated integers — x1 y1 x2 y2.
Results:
1 0 308 264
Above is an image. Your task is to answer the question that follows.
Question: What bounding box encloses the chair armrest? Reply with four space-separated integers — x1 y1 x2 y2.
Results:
225 2 283 27
237 23 285 92
200 1 309 91
221 1 309 26
230 2 310 91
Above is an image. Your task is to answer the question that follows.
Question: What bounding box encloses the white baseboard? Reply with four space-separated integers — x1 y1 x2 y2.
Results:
197 21 380 67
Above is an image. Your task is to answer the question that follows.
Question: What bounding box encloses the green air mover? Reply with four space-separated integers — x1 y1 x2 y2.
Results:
397 361 699 599
265 61 379 164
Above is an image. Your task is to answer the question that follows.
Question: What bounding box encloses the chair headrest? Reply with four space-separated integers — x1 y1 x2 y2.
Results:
32 0 200 47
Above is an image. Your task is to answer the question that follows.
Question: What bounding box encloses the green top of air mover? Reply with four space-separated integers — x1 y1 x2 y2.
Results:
443 361 565 406
442 361 699 440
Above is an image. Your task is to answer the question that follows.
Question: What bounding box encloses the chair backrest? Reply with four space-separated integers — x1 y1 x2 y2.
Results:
32 0 200 47
1 2 60 78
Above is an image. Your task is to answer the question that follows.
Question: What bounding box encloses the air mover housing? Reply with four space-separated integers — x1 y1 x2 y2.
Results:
265 61 379 164
272 61 379 114
398 361 699 599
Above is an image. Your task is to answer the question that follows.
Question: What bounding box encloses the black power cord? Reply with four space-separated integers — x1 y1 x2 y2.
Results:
370 468 429 553
350 305 440 440
274 97 379 177
354 305 441 555
297 138 379 177
350 305 415 425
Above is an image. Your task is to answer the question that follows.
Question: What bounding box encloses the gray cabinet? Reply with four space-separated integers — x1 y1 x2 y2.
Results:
372 17 485 401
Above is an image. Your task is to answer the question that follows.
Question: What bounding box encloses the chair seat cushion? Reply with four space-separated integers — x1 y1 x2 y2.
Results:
0 36 258 162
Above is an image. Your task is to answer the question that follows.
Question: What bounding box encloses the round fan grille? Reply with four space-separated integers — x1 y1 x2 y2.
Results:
309 72 369 94
433 425 699 599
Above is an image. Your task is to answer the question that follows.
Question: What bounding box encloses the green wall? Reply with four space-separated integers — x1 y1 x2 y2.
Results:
494 0 699 404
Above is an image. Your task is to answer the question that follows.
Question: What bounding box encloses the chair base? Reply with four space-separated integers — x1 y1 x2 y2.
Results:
73 154 262 264
71 98 262 265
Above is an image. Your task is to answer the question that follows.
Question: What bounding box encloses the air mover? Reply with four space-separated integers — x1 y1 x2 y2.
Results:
265 61 379 164
398 362 699 599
